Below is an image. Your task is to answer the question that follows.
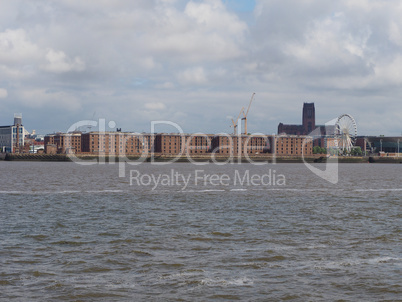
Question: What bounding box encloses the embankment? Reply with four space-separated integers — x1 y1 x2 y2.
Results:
2 153 401 163
3 153 317 163
368 156 402 164
4 153 70 161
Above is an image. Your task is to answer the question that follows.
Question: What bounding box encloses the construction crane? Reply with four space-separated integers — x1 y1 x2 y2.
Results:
230 107 244 135
241 92 255 135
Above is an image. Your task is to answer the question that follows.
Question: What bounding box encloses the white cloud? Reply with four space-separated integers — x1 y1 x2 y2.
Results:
389 21 402 47
0 88 8 98
284 13 372 76
0 29 40 64
155 82 175 89
19 89 81 111
177 67 208 85
0 0 401 135
0 28 85 78
144 102 166 110
41 49 85 73
374 55 402 85
137 0 247 63
185 0 246 37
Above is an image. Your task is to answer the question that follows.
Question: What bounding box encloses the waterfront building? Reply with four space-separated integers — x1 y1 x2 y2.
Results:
81 132 154 155
44 131 314 157
278 103 335 148
210 134 313 156
154 133 213 155
211 134 269 155
278 103 315 136
0 114 25 153
154 133 185 155
185 134 213 154
44 132 81 154
363 136 402 155
274 135 313 156
24 137 45 153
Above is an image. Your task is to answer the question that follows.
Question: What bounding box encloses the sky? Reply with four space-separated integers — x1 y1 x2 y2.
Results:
0 0 401 136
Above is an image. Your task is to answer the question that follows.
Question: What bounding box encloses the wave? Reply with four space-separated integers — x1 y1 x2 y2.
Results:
315 256 402 270
0 190 81 195
157 271 253 288
180 189 226 193
0 190 27 194
354 188 402 192
86 190 125 193
0 189 126 195
368 256 402 264
200 277 254 287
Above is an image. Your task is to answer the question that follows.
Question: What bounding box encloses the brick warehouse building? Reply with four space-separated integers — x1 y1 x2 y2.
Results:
211 135 270 155
154 133 214 155
81 132 154 155
44 132 81 154
44 131 314 157
274 135 313 156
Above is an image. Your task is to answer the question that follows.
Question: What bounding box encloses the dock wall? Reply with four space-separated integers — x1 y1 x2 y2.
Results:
2 153 401 164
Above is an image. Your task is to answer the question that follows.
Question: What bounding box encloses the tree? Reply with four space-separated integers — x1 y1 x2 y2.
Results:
313 146 328 154
313 146 321 154
351 147 362 156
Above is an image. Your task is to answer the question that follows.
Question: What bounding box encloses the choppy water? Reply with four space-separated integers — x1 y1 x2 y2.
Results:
0 161 401 301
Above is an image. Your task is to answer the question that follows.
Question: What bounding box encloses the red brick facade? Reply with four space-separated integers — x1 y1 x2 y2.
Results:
44 132 81 154
154 134 213 154
81 132 154 155
44 131 313 156
211 135 269 155
274 135 313 156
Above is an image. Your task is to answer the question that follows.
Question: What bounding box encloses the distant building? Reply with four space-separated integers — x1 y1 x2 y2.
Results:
44 131 314 157
44 132 82 154
154 133 213 155
278 103 335 147
24 137 45 153
278 103 315 136
81 132 154 155
211 134 269 155
274 135 313 156
363 136 402 154
0 114 25 153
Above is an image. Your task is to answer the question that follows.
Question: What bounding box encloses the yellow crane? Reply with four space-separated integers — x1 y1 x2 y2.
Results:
241 92 255 135
230 107 244 135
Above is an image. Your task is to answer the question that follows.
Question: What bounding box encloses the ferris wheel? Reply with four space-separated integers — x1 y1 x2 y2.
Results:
334 114 357 153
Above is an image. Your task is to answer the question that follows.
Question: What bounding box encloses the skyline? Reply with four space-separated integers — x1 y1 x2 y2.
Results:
1 0 402 136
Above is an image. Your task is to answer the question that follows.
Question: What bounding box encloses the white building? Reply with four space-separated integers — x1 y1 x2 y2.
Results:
0 114 25 153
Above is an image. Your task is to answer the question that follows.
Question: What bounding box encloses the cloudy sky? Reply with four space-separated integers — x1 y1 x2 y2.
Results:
1 0 401 136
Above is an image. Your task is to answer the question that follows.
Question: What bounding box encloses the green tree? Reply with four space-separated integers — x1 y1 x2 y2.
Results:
313 146 321 154
351 147 362 156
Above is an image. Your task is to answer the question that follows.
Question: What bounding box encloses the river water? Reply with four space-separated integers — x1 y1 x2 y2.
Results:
0 161 401 301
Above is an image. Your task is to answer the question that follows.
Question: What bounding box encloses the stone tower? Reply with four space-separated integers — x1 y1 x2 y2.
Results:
302 103 315 134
